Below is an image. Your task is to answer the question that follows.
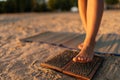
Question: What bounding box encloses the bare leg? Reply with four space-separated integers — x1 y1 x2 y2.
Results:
73 0 104 63
77 0 87 49
78 0 87 31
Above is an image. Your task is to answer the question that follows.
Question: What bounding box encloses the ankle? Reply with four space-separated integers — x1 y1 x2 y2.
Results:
82 44 95 53
83 40 95 48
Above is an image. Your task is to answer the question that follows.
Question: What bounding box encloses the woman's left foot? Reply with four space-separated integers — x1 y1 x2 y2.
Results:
73 45 95 63
78 43 84 49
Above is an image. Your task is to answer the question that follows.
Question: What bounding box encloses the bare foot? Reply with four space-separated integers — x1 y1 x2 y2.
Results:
78 41 96 49
73 45 95 63
78 43 84 49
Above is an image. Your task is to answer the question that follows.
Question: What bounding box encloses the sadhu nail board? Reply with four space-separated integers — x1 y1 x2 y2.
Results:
40 50 104 80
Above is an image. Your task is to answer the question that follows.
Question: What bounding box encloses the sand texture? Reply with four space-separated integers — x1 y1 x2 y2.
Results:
0 11 120 80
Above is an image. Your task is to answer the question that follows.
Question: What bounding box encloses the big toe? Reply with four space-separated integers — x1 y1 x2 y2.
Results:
73 57 77 62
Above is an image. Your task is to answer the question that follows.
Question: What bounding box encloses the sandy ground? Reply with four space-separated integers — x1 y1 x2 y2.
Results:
0 11 120 80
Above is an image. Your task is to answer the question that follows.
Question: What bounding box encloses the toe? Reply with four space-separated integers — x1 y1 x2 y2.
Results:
73 56 83 62
77 56 81 61
73 54 93 63
83 57 87 61
73 57 77 62
81 57 88 63
80 57 84 61
77 55 85 61
86 58 92 62
77 56 87 63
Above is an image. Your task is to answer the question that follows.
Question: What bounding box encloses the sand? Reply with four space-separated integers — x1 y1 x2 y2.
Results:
0 11 120 80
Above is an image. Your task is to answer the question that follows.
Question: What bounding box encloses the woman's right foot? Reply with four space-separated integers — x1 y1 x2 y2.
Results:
73 44 95 63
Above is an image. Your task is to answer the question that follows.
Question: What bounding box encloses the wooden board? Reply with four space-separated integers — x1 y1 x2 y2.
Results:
20 31 84 49
93 55 120 80
20 31 55 42
20 31 120 54
40 50 104 80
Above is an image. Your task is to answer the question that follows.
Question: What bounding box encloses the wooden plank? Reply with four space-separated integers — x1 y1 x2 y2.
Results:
41 32 65 43
61 34 85 49
51 33 78 45
20 31 53 42
95 34 120 54
93 55 120 80
42 32 71 44
20 32 80 47
20 31 120 54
